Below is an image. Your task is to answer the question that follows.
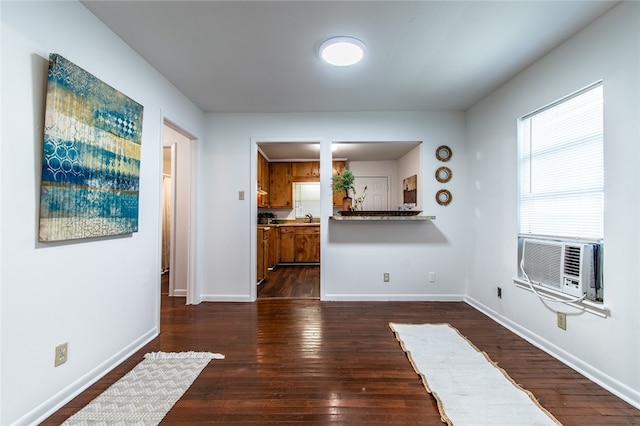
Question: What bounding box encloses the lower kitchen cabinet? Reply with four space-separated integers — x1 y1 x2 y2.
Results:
279 227 296 263
265 226 277 269
258 226 278 283
294 227 320 262
257 228 266 282
278 226 320 263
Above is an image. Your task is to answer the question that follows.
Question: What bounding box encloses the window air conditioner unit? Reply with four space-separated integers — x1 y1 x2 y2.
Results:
518 237 602 302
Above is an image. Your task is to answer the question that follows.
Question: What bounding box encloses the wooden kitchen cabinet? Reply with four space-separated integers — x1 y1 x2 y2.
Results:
269 162 292 208
258 226 278 282
278 226 320 263
265 226 277 270
257 151 270 207
279 226 296 262
292 161 320 178
257 228 266 282
332 160 347 207
294 226 320 262
266 160 347 208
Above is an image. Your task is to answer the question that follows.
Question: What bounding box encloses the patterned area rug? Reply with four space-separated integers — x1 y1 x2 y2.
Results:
390 323 561 426
62 351 224 425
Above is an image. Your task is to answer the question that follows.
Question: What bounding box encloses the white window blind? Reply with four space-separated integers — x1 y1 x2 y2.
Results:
518 83 603 240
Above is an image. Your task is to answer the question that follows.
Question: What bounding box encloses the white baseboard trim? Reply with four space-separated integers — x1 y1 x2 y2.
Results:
465 296 640 410
21 328 159 426
171 288 187 297
322 293 465 302
201 294 253 302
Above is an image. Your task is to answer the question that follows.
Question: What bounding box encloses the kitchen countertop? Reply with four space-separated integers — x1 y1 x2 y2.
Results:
258 222 319 227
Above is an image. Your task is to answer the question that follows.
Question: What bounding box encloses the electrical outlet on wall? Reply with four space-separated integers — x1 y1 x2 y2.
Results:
55 342 68 367
557 312 567 330
383 272 390 282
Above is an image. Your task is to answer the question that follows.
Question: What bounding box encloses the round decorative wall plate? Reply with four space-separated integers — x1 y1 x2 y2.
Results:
435 166 452 183
435 145 452 162
436 189 452 206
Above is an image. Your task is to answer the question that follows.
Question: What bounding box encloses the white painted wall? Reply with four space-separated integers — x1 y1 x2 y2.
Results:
465 2 640 408
199 112 466 302
398 145 422 209
349 160 398 207
0 2 204 424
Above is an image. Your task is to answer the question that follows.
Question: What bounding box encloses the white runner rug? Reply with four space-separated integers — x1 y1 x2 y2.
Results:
390 323 561 426
62 351 224 425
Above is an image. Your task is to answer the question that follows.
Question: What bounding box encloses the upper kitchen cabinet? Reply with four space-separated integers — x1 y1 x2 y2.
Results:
332 160 346 207
269 162 293 208
292 161 320 179
257 151 270 207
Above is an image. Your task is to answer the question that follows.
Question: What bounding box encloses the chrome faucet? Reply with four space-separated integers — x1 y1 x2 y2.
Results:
305 213 313 223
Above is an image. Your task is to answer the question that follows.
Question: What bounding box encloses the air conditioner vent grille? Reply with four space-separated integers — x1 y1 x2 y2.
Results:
519 237 603 302
563 245 581 277
523 242 562 288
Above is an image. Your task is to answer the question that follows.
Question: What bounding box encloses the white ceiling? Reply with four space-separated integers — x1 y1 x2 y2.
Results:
81 1 618 114
258 141 421 161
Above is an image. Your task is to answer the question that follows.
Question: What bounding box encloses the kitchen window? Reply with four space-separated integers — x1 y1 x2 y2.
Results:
294 182 321 219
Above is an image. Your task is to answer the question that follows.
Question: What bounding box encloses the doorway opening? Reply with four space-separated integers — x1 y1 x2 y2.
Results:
161 146 172 295
255 141 321 300
161 121 197 303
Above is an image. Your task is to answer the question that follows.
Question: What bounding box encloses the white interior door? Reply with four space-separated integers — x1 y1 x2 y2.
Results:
354 176 389 210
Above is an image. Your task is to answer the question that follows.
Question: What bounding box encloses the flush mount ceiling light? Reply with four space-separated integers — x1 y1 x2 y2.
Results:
319 36 366 66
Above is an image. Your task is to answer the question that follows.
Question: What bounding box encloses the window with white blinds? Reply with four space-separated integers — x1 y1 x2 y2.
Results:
518 83 603 241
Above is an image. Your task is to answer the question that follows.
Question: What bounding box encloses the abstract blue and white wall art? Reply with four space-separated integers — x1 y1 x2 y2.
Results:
38 54 144 241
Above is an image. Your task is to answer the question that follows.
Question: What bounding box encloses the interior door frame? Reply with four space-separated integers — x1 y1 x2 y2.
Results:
162 118 199 305
250 137 325 301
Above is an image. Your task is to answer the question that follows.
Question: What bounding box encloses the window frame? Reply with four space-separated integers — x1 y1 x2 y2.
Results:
517 81 604 243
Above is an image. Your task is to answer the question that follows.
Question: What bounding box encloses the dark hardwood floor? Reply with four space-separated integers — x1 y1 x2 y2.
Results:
42 269 639 425
258 264 320 299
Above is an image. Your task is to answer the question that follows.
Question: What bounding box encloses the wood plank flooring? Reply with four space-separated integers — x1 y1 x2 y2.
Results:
42 270 639 425
258 265 320 299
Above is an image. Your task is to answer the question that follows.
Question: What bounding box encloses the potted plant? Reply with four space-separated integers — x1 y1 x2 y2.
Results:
352 185 367 211
332 169 355 211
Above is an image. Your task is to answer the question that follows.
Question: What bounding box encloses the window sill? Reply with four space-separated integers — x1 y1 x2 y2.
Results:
513 278 610 318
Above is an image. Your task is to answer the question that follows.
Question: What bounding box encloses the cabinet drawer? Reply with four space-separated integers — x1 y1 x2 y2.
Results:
294 226 319 234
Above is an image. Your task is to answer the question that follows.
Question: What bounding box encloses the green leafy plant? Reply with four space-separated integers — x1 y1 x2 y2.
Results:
331 169 355 199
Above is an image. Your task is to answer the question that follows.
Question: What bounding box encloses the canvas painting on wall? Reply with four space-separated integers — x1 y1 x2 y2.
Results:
38 54 144 242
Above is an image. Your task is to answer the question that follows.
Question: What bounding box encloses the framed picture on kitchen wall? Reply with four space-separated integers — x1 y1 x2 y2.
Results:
38 54 144 242
403 174 417 204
